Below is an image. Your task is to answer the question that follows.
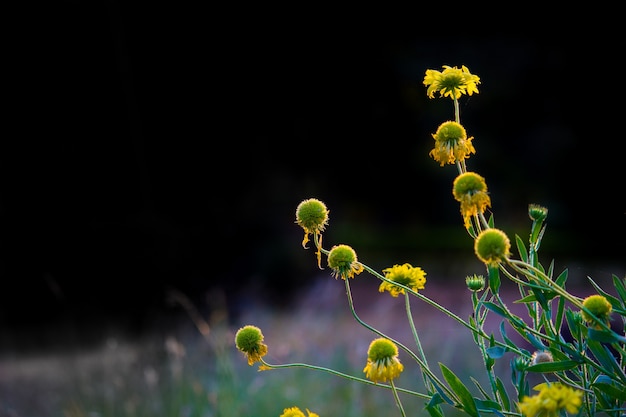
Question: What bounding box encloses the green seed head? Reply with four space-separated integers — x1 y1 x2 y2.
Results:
581 294 612 327
474 229 511 266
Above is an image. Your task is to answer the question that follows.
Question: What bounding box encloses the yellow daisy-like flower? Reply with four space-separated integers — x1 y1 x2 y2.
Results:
295 198 329 268
423 65 480 99
474 228 511 266
581 294 613 329
379 263 426 297
327 244 364 280
452 172 491 229
429 121 476 167
518 382 583 417
279 407 319 417
363 337 404 384
234 325 268 366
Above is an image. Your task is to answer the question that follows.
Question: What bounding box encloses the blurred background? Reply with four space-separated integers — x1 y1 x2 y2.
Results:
3 0 626 348
2 3 625 415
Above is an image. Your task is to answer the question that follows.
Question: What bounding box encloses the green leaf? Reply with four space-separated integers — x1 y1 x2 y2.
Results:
554 268 568 287
588 340 626 383
495 377 510 411
475 399 504 416
565 310 582 342
467 223 477 239
525 332 546 350
515 234 528 263
424 399 445 417
488 265 501 293
587 277 623 309
439 363 479 417
612 274 626 305
588 328 626 344
428 375 454 405
486 346 507 359
500 321 522 351
593 382 626 401
515 294 538 303
470 376 490 400
483 301 507 318
534 223 546 252
526 360 579 373
554 295 566 335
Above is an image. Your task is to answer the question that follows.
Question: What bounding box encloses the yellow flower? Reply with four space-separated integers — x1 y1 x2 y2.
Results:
363 338 404 383
234 325 268 366
295 198 329 247
327 244 364 280
581 294 613 328
423 65 480 99
429 121 476 166
295 198 329 268
452 172 491 228
518 382 583 417
474 228 511 266
279 407 319 417
379 263 426 297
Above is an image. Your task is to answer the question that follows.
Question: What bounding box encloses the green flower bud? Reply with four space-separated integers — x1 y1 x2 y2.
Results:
465 274 485 292
528 204 548 222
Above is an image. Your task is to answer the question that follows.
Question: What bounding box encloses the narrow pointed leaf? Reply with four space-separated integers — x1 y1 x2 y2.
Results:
612 274 626 304
486 346 507 359
554 268 568 287
515 234 528 263
495 377 510 411
515 294 538 303
439 363 479 417
588 340 626 383
588 277 622 308
588 328 626 344
488 265 500 293
428 375 454 405
526 360 578 373
593 382 626 401
483 301 507 318
524 331 546 350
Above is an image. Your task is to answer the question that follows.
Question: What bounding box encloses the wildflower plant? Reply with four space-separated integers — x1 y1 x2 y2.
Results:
235 64 626 416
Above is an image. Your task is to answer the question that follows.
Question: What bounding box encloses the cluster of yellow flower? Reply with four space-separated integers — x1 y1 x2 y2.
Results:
233 64 623 417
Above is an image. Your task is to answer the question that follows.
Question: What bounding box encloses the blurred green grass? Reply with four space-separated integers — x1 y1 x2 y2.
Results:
0 276 597 417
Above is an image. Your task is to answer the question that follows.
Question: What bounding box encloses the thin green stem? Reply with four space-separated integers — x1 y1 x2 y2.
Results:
472 291 499 401
390 379 407 417
361 263 527 357
404 292 433 391
342 278 457 401
259 359 429 399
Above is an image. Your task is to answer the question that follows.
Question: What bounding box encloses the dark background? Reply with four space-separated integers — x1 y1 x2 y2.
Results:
3 4 625 349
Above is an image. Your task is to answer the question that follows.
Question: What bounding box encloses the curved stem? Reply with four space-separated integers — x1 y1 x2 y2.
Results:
343 278 456 401
361 263 527 357
390 379 407 417
259 358 429 399
507 259 583 309
405 292 433 391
